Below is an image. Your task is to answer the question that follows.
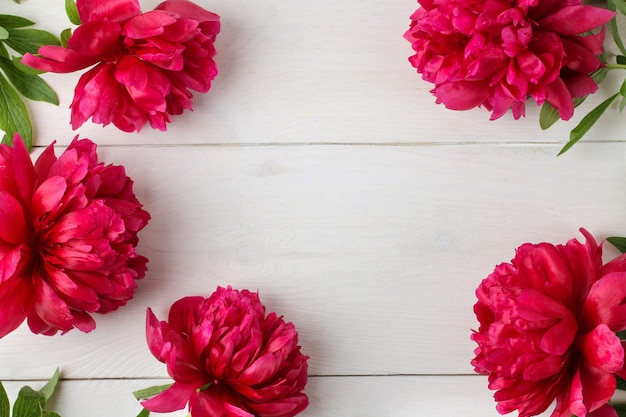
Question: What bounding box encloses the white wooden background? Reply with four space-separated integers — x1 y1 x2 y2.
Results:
1 1 626 416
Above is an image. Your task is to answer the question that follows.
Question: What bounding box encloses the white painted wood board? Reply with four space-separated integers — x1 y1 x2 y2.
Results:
0 0 624 416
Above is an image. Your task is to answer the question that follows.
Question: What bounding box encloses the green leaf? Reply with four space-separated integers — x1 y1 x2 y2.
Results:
614 404 626 417
0 73 32 149
607 236 626 253
618 55 626 66
0 15 34 29
0 28 8 41
0 382 10 417
590 67 609 85
608 1 626 57
65 0 81 25
136 408 150 417
38 369 59 402
4 28 60 55
133 384 173 400
618 374 626 391
0 43 8 60
59 28 71 48
12 386 44 417
539 102 560 129
558 93 619 155
0 56 58 104
609 0 626 15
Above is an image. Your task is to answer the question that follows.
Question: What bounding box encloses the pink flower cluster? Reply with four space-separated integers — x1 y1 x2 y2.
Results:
23 0 220 132
471 230 626 417
404 0 615 120
143 286 309 417
0 136 150 337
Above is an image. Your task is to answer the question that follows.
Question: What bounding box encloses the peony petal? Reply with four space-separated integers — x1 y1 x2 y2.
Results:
71 63 121 129
578 324 624 373
544 77 574 120
123 10 177 39
237 353 280 386
191 389 253 417
22 47 99 73
567 368 586 417
32 277 74 331
589 404 619 417
432 80 490 110
516 288 571 320
581 272 626 331
32 176 67 218
67 21 122 56
146 308 167 360
156 0 221 23
563 73 598 99
0 191 27 244
0 276 31 337
44 265 100 311
579 361 617 413
77 0 141 23
168 296 204 332
539 313 578 355
561 38 603 73
11 135 36 206
248 396 309 417
141 381 196 412
33 142 58 183
71 310 96 332
539 6 615 36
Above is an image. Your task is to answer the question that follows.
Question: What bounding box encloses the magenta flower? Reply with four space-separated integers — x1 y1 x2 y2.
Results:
471 229 626 417
143 286 309 417
22 0 220 132
0 135 150 337
404 0 615 120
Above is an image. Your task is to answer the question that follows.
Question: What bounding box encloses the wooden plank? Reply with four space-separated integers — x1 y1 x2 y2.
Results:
1 375 540 417
6 0 621 146
0 143 623 379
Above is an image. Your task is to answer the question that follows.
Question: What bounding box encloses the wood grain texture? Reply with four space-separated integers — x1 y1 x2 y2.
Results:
1 375 526 417
5 0 625 146
1 0 625 416
0 143 624 380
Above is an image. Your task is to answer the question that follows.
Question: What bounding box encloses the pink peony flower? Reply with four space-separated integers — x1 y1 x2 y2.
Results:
22 0 220 132
143 286 309 417
404 0 615 120
471 229 626 417
0 135 150 337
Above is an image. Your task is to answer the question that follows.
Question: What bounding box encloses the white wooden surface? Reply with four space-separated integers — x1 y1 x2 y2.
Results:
1 1 625 416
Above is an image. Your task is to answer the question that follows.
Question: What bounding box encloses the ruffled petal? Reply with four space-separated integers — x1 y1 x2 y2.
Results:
77 0 141 23
539 6 615 36
0 191 27 244
22 47 99 73
141 381 196 412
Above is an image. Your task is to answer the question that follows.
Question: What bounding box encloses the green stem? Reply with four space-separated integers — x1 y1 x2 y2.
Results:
605 63 626 70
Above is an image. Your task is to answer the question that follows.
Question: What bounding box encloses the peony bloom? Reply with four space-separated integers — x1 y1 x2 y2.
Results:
404 0 615 120
471 229 626 417
22 0 220 132
143 286 309 417
0 135 150 337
